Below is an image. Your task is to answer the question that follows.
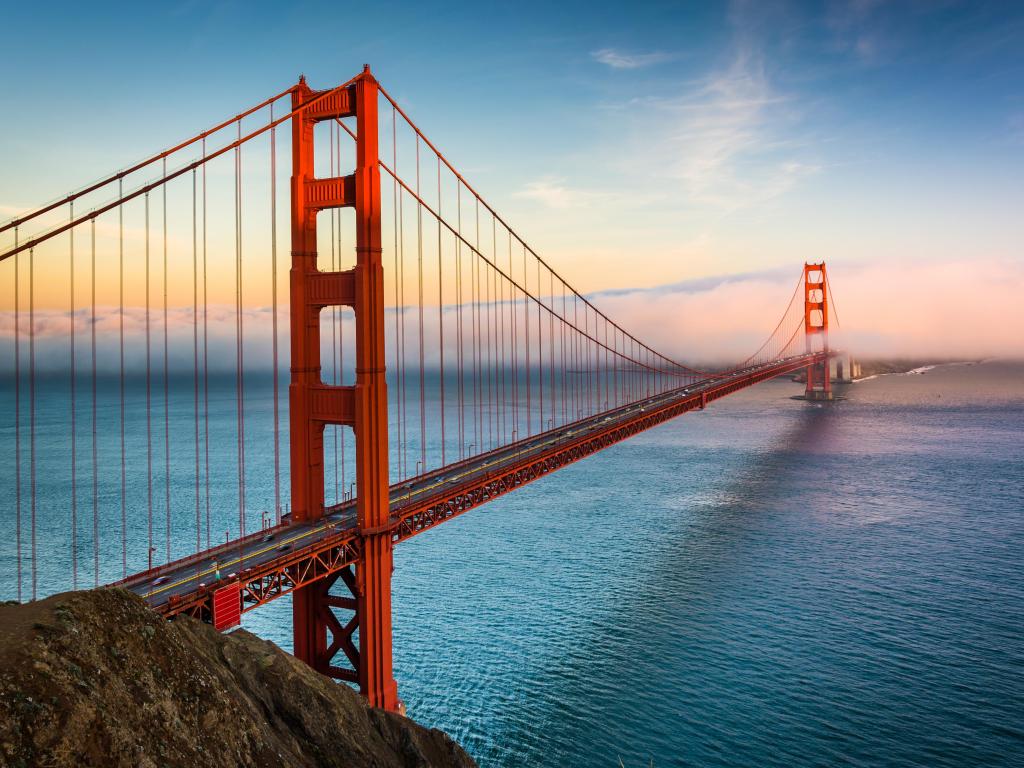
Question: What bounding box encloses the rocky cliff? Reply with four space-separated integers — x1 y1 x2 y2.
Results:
0 589 474 768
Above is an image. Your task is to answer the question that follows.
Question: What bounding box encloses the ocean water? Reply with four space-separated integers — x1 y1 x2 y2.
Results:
2 360 1022 766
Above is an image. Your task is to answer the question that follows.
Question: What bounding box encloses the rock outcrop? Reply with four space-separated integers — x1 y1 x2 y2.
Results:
0 589 475 768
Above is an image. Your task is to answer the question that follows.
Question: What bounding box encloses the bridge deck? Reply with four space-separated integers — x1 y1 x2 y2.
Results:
117 353 824 621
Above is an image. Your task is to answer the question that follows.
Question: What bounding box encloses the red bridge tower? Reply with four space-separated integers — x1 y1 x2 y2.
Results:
289 67 398 711
803 262 832 401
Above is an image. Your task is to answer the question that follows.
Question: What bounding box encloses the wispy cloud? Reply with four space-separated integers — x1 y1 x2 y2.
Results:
624 45 818 211
1009 112 1024 145
513 178 607 210
825 0 891 65
591 48 674 70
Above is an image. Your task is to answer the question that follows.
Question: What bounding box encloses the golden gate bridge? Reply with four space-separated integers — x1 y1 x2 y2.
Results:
0 66 835 711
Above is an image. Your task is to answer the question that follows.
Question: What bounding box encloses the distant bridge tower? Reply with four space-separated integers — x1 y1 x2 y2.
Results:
289 67 399 711
803 262 832 401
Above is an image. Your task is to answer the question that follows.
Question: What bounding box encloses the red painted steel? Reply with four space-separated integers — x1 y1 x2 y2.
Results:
350 67 399 712
288 67 398 711
803 263 831 399
212 584 241 631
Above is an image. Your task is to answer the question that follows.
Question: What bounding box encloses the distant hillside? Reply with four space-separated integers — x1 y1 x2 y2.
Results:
0 589 475 768
855 358 983 378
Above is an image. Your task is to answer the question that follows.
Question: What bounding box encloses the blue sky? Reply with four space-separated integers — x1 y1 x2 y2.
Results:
3 0 1023 356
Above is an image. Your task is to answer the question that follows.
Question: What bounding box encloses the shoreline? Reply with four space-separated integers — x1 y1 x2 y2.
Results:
851 358 987 383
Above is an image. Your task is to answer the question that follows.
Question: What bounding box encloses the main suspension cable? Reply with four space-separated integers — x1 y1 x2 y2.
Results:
2 75 362 264
0 86 296 235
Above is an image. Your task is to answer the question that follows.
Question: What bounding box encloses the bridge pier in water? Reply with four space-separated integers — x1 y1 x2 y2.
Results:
803 262 833 401
288 68 399 711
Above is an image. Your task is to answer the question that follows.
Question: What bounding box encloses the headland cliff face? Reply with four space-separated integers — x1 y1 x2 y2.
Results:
0 589 475 768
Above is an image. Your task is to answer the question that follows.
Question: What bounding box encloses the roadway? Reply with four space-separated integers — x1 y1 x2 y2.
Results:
121 354 816 611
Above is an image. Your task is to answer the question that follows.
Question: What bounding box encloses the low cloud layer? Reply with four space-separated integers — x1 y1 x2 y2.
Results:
591 48 674 70
591 258 1024 363
2 257 1020 374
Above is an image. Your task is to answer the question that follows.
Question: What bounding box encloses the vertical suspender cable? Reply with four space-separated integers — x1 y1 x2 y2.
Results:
617 328 622 406
468 214 475 451
391 107 403 479
485 245 492 449
119 182 127 577
483 254 490 448
613 326 618 406
416 136 426 472
270 106 281 522
456 184 464 458
474 201 480 451
468 221 476 452
145 193 153 567
437 156 446 466
342 123 350 499
398 132 408 477
498 258 504 441
593 310 598 411
536 260 542 431
561 281 567 424
469 207 476 451
483 231 491 448
573 294 579 419
163 160 171 563
523 244 530 436
588 307 594 414
509 234 517 439
235 121 247 539
70 207 77 589
495 220 504 445
91 218 99 587
549 270 555 427
598 321 606 409
489 247 495 447
493 257 500 442
330 122 339 501
202 140 211 547
29 247 37 600
491 222 499 444
192 169 201 552
14 230 21 600
468 204 477 454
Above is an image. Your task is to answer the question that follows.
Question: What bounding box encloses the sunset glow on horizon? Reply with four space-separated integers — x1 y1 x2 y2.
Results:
2 1 1022 361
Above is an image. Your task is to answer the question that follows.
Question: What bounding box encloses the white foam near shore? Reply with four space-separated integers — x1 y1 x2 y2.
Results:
852 360 980 383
